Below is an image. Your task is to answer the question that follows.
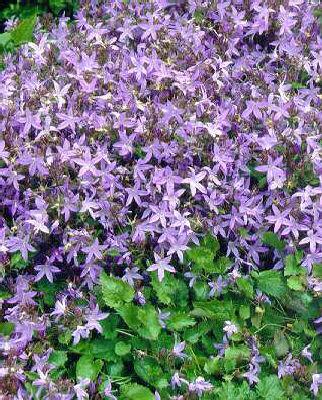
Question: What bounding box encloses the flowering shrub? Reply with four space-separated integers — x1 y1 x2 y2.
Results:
0 0 321 398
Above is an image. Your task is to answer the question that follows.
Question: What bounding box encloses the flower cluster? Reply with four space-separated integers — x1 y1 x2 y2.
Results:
0 0 321 398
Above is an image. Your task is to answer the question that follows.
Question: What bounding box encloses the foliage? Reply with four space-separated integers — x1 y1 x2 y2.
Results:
8 237 320 399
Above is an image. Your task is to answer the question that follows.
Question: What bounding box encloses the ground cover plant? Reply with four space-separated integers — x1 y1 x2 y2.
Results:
0 0 321 398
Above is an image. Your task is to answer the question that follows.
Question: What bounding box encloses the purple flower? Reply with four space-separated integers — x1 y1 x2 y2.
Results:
182 168 207 197
147 253 176 281
223 321 238 337
310 374 322 397
34 258 60 283
171 341 187 360
104 380 117 400
301 345 313 363
208 275 227 297
278 354 301 378
188 377 213 397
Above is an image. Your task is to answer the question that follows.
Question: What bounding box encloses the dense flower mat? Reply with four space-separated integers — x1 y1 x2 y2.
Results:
0 0 321 398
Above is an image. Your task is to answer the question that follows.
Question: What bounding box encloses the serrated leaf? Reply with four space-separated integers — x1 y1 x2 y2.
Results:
213 256 232 274
224 345 250 362
284 254 306 276
101 272 134 308
0 32 12 49
186 234 220 272
204 357 221 375
115 341 131 356
239 305 250 320
256 270 286 298
287 276 306 291
117 304 161 340
48 351 68 368
12 14 37 46
10 251 28 270
236 278 254 298
151 273 188 307
262 232 285 251
256 375 285 400
0 322 14 336
186 246 214 271
134 357 166 389
312 263 322 279
120 384 154 400
183 322 212 343
76 355 103 380
192 299 235 320
100 314 121 339
166 312 196 331
273 331 289 358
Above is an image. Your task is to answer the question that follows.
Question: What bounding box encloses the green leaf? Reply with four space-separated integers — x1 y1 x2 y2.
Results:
203 234 220 253
284 254 306 276
151 273 188 307
255 270 286 298
262 232 285 251
183 322 212 343
10 251 28 270
224 345 250 362
287 276 306 291
0 322 14 336
186 246 214 272
115 341 131 356
12 14 37 46
48 351 68 368
36 280 65 306
0 32 12 49
273 331 289 358
117 304 161 340
192 299 235 320
213 256 232 274
137 306 161 340
120 384 154 400
134 357 166 389
101 272 134 308
58 330 72 345
76 355 103 380
256 375 285 400
100 314 121 339
239 305 250 320
236 278 254 299
166 312 196 331
312 263 322 279
204 357 221 375
193 281 209 300
0 289 11 300
186 234 220 272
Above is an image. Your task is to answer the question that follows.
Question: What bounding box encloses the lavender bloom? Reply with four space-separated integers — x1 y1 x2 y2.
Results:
301 345 313 363
171 341 187 360
104 381 117 400
188 377 213 397
310 374 322 397
147 253 176 282
170 372 188 389
223 321 238 337
278 354 301 378
243 336 265 385
135 291 146 305
74 378 91 400
208 275 227 297
122 267 143 286
255 290 272 305
214 334 229 357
